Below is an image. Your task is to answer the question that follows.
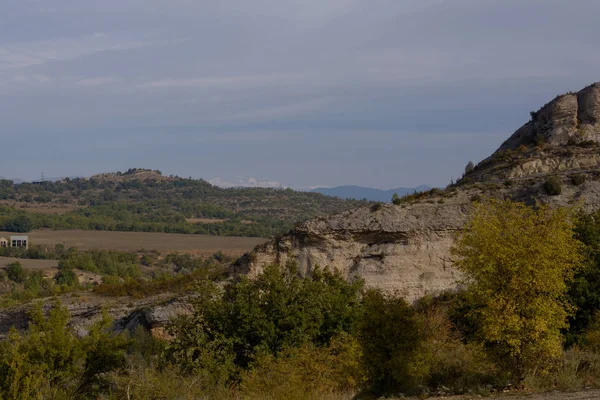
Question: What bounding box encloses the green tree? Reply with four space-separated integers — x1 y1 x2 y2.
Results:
2 214 33 232
357 289 426 393
544 176 562 196
167 264 364 374
55 265 79 288
5 262 26 283
566 210 600 346
0 302 129 399
452 199 582 382
464 160 475 175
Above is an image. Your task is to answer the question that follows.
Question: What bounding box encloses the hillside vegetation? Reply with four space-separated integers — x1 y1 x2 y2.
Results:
0 169 366 237
5 200 600 399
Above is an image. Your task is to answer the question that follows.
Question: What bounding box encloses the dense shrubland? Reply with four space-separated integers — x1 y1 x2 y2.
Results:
0 248 232 305
6 199 600 398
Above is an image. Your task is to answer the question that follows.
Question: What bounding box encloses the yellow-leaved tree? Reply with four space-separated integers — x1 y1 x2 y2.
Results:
452 199 583 383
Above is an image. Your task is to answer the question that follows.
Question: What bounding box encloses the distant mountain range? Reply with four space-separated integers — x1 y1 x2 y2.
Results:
311 185 432 202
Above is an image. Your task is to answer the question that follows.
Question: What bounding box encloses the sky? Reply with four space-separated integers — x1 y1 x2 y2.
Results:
1 0 600 189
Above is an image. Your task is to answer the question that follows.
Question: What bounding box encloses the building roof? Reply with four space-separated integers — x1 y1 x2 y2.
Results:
0 237 8 242
10 235 29 240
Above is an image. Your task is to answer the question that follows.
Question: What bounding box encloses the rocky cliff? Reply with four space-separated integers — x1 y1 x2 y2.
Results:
236 82 600 302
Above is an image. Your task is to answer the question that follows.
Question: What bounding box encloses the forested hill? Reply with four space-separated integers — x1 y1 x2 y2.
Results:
0 169 367 237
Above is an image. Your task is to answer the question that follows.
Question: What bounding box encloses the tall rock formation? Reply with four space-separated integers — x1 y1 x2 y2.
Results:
235 82 600 302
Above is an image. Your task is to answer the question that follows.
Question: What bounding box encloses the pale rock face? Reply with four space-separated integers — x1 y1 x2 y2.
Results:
535 93 579 145
237 196 472 302
507 154 600 178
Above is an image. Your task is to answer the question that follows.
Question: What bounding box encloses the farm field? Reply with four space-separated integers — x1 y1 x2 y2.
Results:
0 256 58 270
0 229 267 256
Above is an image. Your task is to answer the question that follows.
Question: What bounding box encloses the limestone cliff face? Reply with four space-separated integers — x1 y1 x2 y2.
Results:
236 192 474 302
237 82 600 302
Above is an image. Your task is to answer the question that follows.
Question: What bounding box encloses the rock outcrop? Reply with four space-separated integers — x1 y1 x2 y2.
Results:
237 82 600 302
0 295 192 339
236 195 472 302
497 83 600 151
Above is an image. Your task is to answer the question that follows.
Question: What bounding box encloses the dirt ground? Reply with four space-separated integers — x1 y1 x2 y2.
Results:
0 256 58 270
0 229 267 256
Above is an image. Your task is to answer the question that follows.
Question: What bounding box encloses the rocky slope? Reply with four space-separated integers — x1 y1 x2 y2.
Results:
236 82 600 302
0 293 192 339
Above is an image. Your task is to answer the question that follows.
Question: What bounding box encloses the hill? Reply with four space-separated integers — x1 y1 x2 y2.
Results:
237 82 600 300
311 185 431 202
0 168 366 238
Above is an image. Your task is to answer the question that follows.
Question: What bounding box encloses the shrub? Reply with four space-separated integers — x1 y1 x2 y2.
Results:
416 298 500 393
166 264 364 374
1 215 33 233
544 176 563 195
535 133 546 147
240 334 365 399
464 161 475 175
358 289 426 394
571 173 587 186
567 211 600 346
5 262 26 283
524 348 600 391
55 266 79 287
370 203 382 212
0 302 129 399
110 365 223 400
470 194 483 203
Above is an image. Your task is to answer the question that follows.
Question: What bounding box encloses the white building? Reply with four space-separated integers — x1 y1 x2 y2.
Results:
10 235 29 249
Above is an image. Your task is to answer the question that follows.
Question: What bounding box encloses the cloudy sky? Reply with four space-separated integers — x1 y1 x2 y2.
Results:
1 0 599 188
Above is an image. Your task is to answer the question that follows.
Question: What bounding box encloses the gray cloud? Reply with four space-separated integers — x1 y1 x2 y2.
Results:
1 0 599 187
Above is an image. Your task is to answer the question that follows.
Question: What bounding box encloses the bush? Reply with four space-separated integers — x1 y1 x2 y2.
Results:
0 302 129 399
464 161 475 175
544 176 563 195
470 194 483 203
240 334 365 399
416 299 500 393
55 265 78 287
5 262 26 283
571 173 587 186
1 215 33 232
166 264 365 374
358 289 426 394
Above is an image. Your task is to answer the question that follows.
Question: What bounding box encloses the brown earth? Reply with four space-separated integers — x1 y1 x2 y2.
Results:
0 256 58 270
0 229 267 256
